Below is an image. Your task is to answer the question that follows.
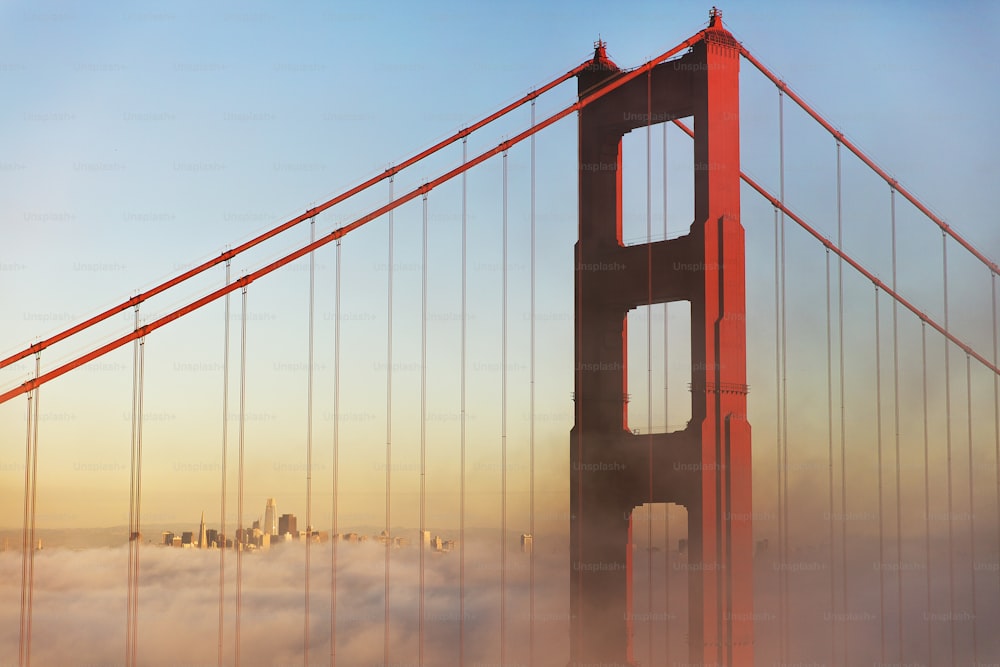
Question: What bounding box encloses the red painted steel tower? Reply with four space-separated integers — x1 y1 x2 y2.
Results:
570 9 753 666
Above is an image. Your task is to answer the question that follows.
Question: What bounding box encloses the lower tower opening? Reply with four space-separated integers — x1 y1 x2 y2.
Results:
628 501 689 666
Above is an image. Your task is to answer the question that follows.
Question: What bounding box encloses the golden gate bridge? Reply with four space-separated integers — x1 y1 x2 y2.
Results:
2 7 999 667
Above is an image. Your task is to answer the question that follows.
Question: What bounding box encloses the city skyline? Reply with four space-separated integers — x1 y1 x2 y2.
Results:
122 494 471 548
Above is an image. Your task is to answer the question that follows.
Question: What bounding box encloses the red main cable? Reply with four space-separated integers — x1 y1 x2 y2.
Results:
669 118 1000 381
739 45 1000 276
0 61 592 373
0 34 703 406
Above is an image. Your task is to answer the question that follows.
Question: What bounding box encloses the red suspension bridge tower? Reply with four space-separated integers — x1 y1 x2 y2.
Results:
570 9 753 665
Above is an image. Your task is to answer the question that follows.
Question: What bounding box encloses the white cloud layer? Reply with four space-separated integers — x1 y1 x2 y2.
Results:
1 531 998 666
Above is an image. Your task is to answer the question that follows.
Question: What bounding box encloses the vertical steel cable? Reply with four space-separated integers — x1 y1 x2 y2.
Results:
778 89 790 663
922 321 933 667
890 185 903 664
385 176 394 666
836 139 849 664
135 336 146 667
943 233 956 666
305 218 316 667
826 248 835 666
331 238 342 667
22 353 41 667
28 352 41 665
234 287 247 665
126 306 140 667
528 97 536 667
994 272 1000 608
419 194 428 666
500 148 508 666
235 285 247 667
131 335 145 667
773 203 783 659
645 64 654 666
966 353 978 664
219 259 230 667
662 121 670 664
876 286 886 666
18 367 34 667
460 136 468 667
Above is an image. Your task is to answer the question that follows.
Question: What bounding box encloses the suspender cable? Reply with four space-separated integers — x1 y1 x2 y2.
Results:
419 193 428 666
890 185 903 664
966 353 979 665
384 176 394 667
922 322 933 666
836 139 849 665
235 285 248 667
994 271 1000 603
136 337 146 665
876 286 886 667
19 353 40 667
500 148 508 666
219 260 231 667
662 121 670 664
304 217 316 667
773 203 784 658
126 305 143 667
27 353 40 667
331 238 342 667
126 309 137 667
528 97 536 667
132 335 145 667
645 64 654 666
943 233 956 666
826 247 835 666
460 136 468 667
778 91 791 662
18 369 33 667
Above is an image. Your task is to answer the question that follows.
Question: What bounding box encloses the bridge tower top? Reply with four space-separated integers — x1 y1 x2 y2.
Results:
709 5 723 28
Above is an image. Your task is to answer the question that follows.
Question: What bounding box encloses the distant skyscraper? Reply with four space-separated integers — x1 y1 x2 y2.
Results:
198 511 208 549
278 513 297 537
264 498 277 535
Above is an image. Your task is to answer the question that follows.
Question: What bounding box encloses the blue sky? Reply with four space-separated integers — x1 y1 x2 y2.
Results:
1 0 999 533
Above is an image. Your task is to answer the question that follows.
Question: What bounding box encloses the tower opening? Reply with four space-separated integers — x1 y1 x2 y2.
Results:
628 501 689 666
626 301 692 434
620 119 695 247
